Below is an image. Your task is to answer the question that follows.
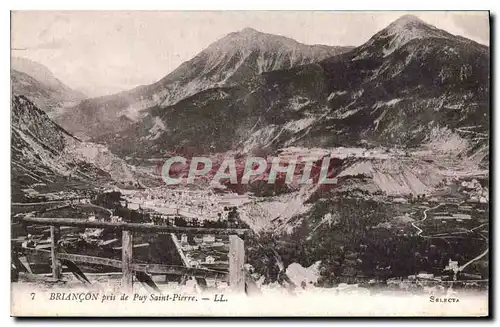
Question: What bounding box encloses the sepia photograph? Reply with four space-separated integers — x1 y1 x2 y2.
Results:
10 10 490 317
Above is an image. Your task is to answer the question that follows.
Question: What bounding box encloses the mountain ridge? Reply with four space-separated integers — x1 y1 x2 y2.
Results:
95 16 489 163
11 95 144 201
11 57 87 117
56 29 353 139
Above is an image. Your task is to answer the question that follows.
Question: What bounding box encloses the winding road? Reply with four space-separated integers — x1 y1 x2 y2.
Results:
410 202 489 274
410 203 445 236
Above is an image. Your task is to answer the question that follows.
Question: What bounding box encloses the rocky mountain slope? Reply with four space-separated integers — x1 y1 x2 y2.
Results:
11 57 86 117
99 15 489 163
11 95 140 200
57 28 352 139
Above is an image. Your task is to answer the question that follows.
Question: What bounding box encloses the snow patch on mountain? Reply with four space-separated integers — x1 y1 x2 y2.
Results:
283 118 316 133
242 125 279 152
327 90 347 101
330 107 363 120
288 97 311 111
373 110 388 131
372 98 402 113
424 126 470 154
146 116 167 140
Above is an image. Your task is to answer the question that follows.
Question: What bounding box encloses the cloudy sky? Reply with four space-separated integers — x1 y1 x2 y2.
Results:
11 11 489 97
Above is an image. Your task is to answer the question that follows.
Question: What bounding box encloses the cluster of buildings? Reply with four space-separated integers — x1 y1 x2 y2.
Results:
179 233 227 268
384 258 485 293
117 187 248 229
461 179 489 203
124 188 225 220
21 188 92 203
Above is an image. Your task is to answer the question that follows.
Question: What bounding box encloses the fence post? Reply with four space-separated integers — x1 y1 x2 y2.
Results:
229 235 245 292
50 225 61 279
121 230 133 291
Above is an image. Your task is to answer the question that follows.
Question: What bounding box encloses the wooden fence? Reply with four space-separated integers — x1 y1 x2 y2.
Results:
18 217 249 292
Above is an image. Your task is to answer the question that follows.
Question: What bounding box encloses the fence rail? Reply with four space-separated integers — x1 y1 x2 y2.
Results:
19 247 228 280
22 217 249 235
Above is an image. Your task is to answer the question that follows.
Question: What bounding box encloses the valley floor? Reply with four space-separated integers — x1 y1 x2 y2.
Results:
11 146 489 293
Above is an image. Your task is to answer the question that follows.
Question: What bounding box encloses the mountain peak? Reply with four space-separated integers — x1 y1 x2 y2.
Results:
385 14 435 36
239 27 260 34
390 14 426 27
205 27 299 55
12 56 60 88
206 27 342 56
360 14 454 57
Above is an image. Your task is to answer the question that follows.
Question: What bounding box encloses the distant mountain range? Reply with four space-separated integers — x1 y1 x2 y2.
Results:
94 15 489 163
10 15 490 200
56 28 352 139
11 57 87 118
